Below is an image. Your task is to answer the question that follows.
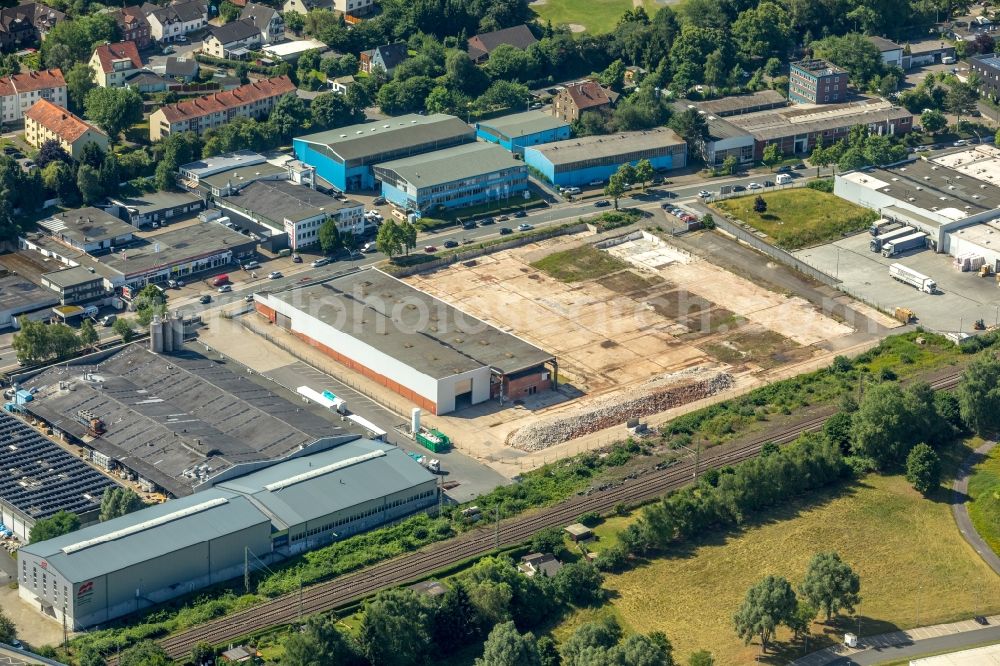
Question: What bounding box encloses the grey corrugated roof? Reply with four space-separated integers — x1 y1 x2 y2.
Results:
0 272 58 313
528 128 686 166
373 142 524 189
213 440 435 529
476 111 569 141
18 487 266 582
295 114 475 165
266 268 553 378
40 207 135 245
219 180 359 225
40 265 101 289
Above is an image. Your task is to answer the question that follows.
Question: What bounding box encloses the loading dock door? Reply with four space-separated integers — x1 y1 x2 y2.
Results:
454 378 473 407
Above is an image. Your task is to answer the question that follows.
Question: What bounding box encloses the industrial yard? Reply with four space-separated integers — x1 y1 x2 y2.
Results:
403 229 870 468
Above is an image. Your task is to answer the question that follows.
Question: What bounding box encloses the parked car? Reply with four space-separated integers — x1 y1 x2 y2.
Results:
732 184 745 192
514 210 527 218
443 239 459 248
698 190 712 198
372 196 386 205
594 199 611 207
218 284 232 293
517 223 533 231
954 139 969 146
462 220 477 229
424 245 437 252
496 215 509 221
311 257 330 267
776 165 791 173
245 293 254 302
101 314 117 327
480 217 496 225
748 182 762 190
291 254 302 263
499 227 513 235
199 294 212 304
212 274 230 287
167 279 179 288
268 271 283 279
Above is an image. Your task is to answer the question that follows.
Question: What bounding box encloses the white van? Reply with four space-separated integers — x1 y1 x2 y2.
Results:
563 186 581 196
775 173 792 185
942 55 956 64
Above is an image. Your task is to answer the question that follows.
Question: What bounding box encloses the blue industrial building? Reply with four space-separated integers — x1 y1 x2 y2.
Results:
373 142 528 214
292 114 475 192
524 128 688 188
475 110 571 155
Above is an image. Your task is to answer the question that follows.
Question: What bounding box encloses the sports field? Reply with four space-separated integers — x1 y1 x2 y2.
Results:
554 449 1000 664
530 0 660 33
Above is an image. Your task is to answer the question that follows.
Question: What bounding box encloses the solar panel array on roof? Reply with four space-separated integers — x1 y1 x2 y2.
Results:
0 411 116 521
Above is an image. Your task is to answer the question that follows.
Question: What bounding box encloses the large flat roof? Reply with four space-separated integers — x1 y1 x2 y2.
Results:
111 190 202 215
0 412 117 524
295 114 475 164
219 180 360 225
267 269 552 378
213 439 435 529
24 344 368 496
38 208 134 245
179 150 267 179
0 271 58 314
96 223 251 278
476 110 570 139
528 128 686 166
728 97 912 141
40 265 102 289
19 438 432 582
18 487 266 582
840 160 1000 222
374 142 524 189
200 160 288 190
695 90 787 116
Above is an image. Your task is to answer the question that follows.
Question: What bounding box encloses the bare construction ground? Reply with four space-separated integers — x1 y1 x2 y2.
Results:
404 231 859 459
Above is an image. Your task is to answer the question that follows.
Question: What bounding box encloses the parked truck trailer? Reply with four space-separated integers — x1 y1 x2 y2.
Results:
889 263 937 293
870 225 914 252
881 232 927 257
870 218 901 236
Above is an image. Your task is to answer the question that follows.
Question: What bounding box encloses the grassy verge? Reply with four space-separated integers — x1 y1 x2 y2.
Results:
967 443 1000 557
553 441 1000 665
530 0 659 32
713 188 877 250
531 245 628 282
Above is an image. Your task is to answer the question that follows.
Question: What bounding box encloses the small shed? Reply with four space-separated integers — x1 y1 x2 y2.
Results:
408 580 447 598
220 645 259 663
563 523 593 542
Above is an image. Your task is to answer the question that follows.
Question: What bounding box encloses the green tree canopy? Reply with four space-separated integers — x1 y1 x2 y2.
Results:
732 575 798 650
99 487 145 522
30 510 80 543
357 589 432 666
475 621 540 666
906 443 941 495
84 87 143 141
318 218 342 254
284 615 363 666
375 218 404 258
118 641 171 666
957 354 1000 434
0 609 15 644
798 551 861 621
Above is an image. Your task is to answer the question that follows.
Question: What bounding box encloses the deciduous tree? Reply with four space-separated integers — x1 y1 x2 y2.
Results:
30 510 80 543
475 621 540 666
906 443 941 494
733 575 797 650
958 354 1000 434
357 589 432 666
798 552 861 621
84 87 143 142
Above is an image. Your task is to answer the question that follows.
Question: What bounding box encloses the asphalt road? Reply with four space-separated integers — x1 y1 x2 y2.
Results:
952 440 1000 575
823 625 1000 665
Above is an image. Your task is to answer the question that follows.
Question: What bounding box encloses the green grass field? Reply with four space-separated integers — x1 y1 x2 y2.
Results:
968 444 1000 557
531 245 628 282
554 446 1000 665
713 188 878 250
530 0 659 33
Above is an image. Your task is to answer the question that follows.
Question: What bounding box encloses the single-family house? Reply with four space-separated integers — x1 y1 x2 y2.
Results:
0 3 64 51
240 3 283 44
359 42 407 75
143 0 207 43
466 24 537 64
114 6 151 49
202 18 261 59
90 41 142 88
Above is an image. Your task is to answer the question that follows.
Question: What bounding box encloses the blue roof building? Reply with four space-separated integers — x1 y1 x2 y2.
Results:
524 128 688 188
292 114 475 192
475 110 571 156
373 142 529 214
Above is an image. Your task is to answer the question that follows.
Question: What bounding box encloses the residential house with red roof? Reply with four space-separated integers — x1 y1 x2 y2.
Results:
551 80 618 123
114 7 152 49
148 75 296 140
24 99 108 158
0 68 66 126
90 41 142 88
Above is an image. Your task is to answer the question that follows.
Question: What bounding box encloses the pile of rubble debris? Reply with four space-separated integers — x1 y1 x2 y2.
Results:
507 367 733 451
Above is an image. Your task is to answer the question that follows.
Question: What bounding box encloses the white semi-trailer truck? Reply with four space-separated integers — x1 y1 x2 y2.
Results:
889 263 937 293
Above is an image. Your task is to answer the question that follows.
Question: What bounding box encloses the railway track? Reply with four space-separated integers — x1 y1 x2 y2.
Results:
145 369 963 659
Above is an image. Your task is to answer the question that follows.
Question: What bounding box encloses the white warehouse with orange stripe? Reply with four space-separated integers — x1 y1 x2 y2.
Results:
16 438 437 629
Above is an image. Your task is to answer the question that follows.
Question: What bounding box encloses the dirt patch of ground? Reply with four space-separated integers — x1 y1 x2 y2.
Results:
403 230 858 456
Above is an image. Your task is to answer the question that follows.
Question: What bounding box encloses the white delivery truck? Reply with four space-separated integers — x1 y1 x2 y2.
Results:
775 173 792 185
889 263 937 293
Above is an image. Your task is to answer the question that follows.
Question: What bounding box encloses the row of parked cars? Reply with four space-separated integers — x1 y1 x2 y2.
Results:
662 204 699 225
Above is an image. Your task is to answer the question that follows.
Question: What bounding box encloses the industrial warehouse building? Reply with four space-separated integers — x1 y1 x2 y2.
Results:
373 143 529 214
18 438 437 629
0 411 117 541
523 128 687 187
22 341 372 497
833 147 1000 266
475 110 571 155
253 269 556 414
292 114 475 192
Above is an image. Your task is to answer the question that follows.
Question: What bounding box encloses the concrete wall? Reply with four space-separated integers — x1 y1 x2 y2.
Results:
436 367 491 414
